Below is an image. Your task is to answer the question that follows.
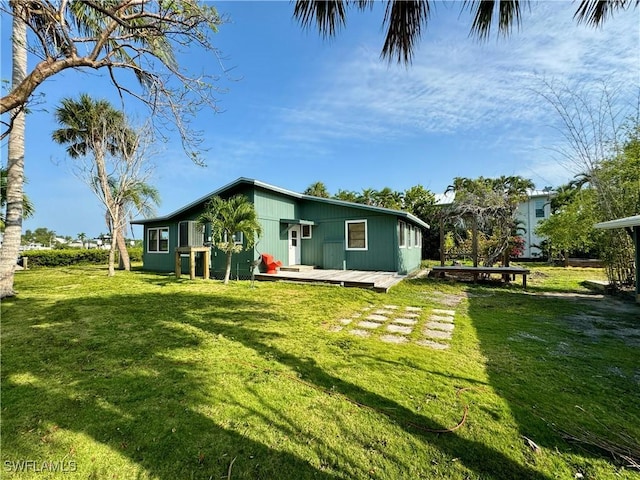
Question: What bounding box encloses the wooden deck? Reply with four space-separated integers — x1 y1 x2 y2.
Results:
255 268 406 293
430 265 531 288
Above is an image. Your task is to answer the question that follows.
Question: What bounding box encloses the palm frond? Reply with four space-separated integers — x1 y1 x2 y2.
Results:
466 0 527 40
293 0 348 38
381 0 431 64
573 0 637 25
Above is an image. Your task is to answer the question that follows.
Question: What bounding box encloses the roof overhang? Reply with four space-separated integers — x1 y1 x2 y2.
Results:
594 215 640 230
280 219 316 226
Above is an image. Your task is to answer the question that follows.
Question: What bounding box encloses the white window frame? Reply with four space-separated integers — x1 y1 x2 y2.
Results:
301 224 312 239
398 220 406 248
408 224 414 248
223 231 244 245
535 200 545 218
148 227 169 254
345 220 368 251
415 227 422 248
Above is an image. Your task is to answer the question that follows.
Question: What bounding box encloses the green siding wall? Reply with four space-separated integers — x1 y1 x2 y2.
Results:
140 183 424 275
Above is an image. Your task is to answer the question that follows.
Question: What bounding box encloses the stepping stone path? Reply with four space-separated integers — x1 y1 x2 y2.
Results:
330 295 458 350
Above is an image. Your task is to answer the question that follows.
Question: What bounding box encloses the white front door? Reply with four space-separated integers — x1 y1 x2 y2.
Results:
288 225 301 266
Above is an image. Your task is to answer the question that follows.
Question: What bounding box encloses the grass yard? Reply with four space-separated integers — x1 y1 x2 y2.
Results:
1 265 639 479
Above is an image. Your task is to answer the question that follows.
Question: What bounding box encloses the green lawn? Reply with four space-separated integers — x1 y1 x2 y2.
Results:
1 265 638 479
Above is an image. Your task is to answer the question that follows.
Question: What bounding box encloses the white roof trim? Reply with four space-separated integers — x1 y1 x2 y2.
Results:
594 215 640 229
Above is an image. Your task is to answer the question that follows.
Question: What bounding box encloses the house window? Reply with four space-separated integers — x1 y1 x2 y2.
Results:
223 231 244 245
148 227 169 253
398 220 406 247
301 224 312 239
178 221 204 247
408 225 414 247
535 200 545 218
415 227 422 248
346 220 367 250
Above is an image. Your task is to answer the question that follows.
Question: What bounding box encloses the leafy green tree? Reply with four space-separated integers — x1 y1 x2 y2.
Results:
445 175 534 266
21 227 56 247
536 188 600 263
197 195 262 285
294 0 636 64
333 189 360 203
303 181 330 198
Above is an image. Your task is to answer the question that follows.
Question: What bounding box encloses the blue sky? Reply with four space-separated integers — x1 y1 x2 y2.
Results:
1 1 638 239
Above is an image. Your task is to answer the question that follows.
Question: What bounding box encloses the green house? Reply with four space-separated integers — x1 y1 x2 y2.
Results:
132 178 429 278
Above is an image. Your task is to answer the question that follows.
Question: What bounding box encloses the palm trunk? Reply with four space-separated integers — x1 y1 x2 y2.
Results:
94 148 118 276
0 7 27 298
224 250 232 284
116 228 130 270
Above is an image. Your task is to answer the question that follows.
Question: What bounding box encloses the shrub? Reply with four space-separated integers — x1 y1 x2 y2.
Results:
21 247 142 267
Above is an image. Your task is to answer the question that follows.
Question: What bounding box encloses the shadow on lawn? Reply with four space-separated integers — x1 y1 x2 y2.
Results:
463 284 640 474
2 289 553 479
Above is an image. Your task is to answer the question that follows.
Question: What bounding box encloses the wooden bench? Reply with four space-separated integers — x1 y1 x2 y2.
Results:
430 266 531 288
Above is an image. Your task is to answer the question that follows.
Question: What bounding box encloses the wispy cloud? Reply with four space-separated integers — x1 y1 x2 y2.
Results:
274 2 638 158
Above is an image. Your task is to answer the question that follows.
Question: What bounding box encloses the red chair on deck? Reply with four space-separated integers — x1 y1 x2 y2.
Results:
261 253 282 274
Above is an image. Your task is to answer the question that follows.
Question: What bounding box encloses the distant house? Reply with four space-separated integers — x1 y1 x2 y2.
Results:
435 189 554 259
515 191 553 258
132 178 429 278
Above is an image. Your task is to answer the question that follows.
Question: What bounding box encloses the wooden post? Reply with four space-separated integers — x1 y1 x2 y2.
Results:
175 249 181 279
204 250 210 280
634 226 640 304
472 216 478 267
439 217 445 267
189 250 196 280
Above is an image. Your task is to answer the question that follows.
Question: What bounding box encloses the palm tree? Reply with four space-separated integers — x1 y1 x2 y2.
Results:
303 181 330 198
52 94 132 276
197 195 262 285
107 177 160 270
0 2 27 298
77 233 87 249
293 0 636 64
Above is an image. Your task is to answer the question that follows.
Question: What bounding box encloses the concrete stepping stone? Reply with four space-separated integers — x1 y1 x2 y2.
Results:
417 339 450 350
374 309 395 316
386 324 413 334
403 312 421 318
430 314 454 323
426 322 454 332
381 335 408 344
351 313 362 318
350 329 371 337
392 318 418 326
338 319 352 325
329 325 343 332
405 306 422 311
423 329 452 340
357 321 383 329
366 314 388 322
383 305 399 309
433 308 455 316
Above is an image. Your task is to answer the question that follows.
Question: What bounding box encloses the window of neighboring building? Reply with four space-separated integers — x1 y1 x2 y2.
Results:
415 227 422 248
346 220 367 250
148 227 169 253
398 220 406 247
301 224 312 239
223 231 244 245
408 225 414 248
535 200 545 218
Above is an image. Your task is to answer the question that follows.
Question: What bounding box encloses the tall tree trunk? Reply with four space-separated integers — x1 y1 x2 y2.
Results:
116 228 130 270
94 148 118 276
0 6 27 298
224 250 232 284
